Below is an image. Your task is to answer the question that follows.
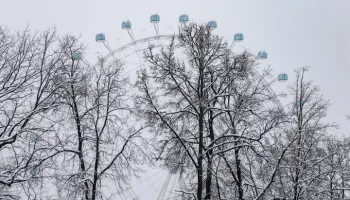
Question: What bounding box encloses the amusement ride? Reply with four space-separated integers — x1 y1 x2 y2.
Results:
71 13 289 200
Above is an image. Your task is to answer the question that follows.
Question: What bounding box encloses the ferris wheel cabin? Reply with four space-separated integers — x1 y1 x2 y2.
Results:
207 21 217 29
122 20 132 29
234 33 244 42
72 52 83 60
278 73 288 82
179 14 189 23
257 50 268 59
95 33 106 42
150 14 160 23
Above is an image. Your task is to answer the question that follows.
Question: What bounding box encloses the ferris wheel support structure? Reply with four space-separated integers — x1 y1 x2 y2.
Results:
103 40 113 53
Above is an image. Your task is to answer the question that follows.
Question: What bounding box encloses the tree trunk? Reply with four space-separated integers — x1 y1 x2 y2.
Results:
91 132 100 200
215 160 222 200
71 89 90 200
235 146 244 200
205 110 215 199
197 63 205 200
293 128 302 200
197 107 204 200
341 174 345 199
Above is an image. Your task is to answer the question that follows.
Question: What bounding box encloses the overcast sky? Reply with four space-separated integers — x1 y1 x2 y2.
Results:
1 0 350 198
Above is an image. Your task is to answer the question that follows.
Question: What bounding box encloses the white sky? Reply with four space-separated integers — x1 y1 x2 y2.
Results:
2 0 350 198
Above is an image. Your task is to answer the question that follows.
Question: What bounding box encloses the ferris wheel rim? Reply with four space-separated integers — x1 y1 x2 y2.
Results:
98 34 176 63
97 33 285 113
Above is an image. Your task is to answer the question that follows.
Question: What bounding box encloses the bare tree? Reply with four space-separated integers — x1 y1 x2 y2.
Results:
135 23 289 200
270 67 337 200
321 136 350 199
88 59 147 200
0 27 70 198
135 23 230 200
1 24 348 200
43 36 148 199
205 52 291 200
0 27 147 199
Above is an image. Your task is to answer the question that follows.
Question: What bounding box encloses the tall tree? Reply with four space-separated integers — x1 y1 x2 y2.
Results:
136 23 288 200
271 67 337 200
0 27 70 198
136 23 228 199
47 38 147 199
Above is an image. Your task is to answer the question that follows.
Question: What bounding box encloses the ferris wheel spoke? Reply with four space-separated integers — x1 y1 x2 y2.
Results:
134 170 167 199
116 187 128 200
157 172 172 200
82 58 90 67
103 40 113 53
230 41 236 49
168 172 181 199
134 44 146 69
120 19 148 69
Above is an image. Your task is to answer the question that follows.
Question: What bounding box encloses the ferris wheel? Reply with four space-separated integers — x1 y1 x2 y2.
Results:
72 13 289 200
